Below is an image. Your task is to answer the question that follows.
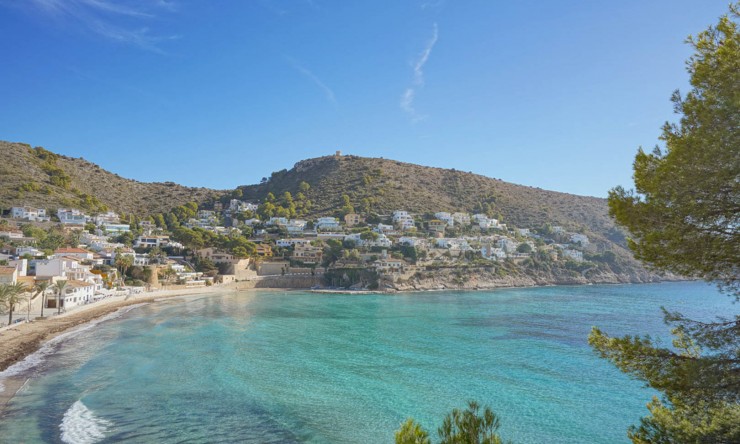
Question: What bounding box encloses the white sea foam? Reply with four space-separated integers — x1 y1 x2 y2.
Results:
60 400 113 444
0 303 147 393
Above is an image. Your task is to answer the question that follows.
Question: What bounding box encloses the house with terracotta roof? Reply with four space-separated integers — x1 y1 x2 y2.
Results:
0 266 18 284
290 243 323 264
0 227 24 239
53 248 94 261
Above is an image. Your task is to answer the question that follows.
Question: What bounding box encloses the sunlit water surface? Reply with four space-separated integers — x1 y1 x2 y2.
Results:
0 282 733 443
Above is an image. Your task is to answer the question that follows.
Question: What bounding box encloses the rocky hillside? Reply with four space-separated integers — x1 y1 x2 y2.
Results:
0 141 222 215
239 154 629 250
1 142 632 260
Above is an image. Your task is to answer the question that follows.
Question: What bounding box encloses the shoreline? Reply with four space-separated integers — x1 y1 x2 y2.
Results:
0 284 242 413
0 278 692 414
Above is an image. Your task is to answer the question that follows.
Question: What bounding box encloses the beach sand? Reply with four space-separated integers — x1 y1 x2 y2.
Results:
0 284 242 412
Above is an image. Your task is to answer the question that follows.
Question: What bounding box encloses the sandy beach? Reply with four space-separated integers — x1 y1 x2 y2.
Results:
0 284 241 412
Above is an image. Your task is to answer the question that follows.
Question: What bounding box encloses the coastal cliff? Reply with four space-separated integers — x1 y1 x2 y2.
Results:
387 267 681 292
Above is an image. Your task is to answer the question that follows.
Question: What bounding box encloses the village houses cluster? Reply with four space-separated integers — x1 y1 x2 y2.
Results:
1 207 195 316
2 200 594 303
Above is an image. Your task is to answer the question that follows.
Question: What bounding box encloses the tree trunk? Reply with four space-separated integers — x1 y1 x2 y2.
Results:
8 306 13 325
40 293 45 318
57 293 61 314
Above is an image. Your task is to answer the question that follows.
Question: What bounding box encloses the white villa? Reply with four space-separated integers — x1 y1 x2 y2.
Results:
316 217 340 230
134 235 170 248
93 211 119 225
228 199 258 214
498 238 518 253
53 248 94 261
276 239 312 248
11 206 50 222
15 246 45 257
452 212 471 225
374 223 395 234
398 237 429 248
48 280 96 310
100 223 130 234
434 212 455 227
267 217 289 226
435 238 472 251
570 233 590 246
392 210 415 230
0 227 24 239
58 208 88 225
563 249 584 262
35 257 103 290
481 245 507 260
373 258 405 274
286 219 307 233
473 214 500 230
344 233 393 248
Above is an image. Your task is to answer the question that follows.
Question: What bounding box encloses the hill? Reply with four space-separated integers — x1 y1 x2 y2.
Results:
1 141 631 258
0 141 222 215
239 154 627 247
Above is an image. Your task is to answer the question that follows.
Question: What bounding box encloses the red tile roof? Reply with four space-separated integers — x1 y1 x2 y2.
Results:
0 266 17 275
54 248 91 254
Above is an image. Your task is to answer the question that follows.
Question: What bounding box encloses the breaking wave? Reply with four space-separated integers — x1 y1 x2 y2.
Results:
60 400 113 444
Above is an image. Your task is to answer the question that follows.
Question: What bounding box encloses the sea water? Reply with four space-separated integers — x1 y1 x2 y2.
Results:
0 282 733 443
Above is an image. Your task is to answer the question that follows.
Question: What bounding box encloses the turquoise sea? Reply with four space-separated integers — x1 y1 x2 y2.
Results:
0 282 733 443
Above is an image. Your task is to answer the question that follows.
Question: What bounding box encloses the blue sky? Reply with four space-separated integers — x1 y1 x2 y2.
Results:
0 0 730 196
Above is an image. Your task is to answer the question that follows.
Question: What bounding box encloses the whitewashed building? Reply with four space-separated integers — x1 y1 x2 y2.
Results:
11 206 50 222
93 211 119 225
100 223 130 234
51 280 96 310
286 219 307 233
452 212 471 225
569 233 590 246
434 212 455 227
53 248 94 261
57 208 88 225
276 239 312 248
316 217 340 230
134 235 171 249
498 238 519 253
562 249 584 262
435 238 472 251
481 245 507 260
398 237 429 249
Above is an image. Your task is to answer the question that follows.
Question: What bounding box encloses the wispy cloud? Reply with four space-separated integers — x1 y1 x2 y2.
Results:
420 0 445 12
287 57 337 105
401 23 438 122
14 0 178 52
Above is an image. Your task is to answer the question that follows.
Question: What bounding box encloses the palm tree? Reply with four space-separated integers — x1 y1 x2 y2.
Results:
2 282 28 325
54 280 68 315
114 251 133 287
0 284 10 324
35 280 50 318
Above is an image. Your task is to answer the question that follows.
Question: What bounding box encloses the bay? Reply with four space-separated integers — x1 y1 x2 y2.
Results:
0 282 733 443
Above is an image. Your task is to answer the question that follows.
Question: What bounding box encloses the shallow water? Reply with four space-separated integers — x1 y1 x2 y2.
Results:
0 282 733 443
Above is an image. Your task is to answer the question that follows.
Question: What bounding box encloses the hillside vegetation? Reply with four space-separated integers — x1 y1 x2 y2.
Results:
240 154 627 246
1 142 631 258
0 141 222 215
